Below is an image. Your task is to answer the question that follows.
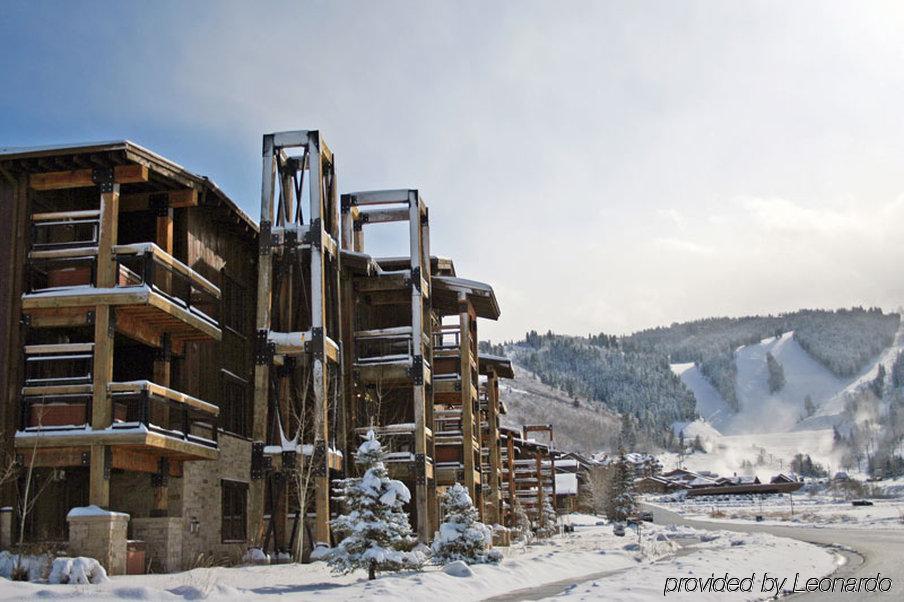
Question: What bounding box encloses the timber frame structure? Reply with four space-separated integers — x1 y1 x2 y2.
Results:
0 130 554 574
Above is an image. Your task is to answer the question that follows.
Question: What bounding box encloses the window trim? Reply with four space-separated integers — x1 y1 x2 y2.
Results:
221 479 248 543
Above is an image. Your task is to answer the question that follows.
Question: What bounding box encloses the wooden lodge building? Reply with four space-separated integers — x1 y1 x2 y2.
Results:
0 132 556 574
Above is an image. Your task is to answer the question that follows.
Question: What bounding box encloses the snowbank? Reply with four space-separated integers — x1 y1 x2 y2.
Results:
0 514 836 601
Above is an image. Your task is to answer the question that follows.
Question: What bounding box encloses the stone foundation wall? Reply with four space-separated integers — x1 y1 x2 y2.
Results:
131 516 182 572
179 434 252 567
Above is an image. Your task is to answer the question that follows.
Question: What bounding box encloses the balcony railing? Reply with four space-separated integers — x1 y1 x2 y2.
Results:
354 326 413 365
20 380 219 450
114 244 220 327
433 325 460 351
26 243 220 328
30 209 100 251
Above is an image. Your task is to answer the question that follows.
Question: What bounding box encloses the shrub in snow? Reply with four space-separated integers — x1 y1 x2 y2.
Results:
431 483 498 565
241 547 270 565
48 557 109 584
329 430 424 580
0 551 52 582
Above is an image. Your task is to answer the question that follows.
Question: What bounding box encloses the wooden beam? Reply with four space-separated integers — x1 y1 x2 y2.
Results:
23 307 92 328
20 447 89 468
114 310 162 349
29 164 148 191
120 189 198 212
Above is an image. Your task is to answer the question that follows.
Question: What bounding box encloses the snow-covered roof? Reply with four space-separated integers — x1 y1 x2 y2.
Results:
555 473 579 496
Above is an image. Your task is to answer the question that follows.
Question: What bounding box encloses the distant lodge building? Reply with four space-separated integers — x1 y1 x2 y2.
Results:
637 469 803 497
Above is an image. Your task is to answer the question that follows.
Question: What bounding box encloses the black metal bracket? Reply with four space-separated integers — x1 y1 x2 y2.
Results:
86 310 95 326
306 326 324 360
81 451 90 466
251 441 266 479
282 450 297 473
304 218 322 249
407 267 422 292
284 227 298 252
255 329 274 365
259 221 272 256
340 194 356 212
312 441 327 476
19 313 30 327
408 354 424 385
415 453 427 485
92 167 115 193
148 193 169 217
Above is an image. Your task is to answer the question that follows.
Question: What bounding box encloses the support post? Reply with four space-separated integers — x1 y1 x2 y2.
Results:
250 135 277 543
309 137 331 546
459 294 477 508
90 183 118 508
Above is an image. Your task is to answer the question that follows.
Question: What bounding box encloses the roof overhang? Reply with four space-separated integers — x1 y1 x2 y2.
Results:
0 140 257 233
432 275 500 319
479 354 514 378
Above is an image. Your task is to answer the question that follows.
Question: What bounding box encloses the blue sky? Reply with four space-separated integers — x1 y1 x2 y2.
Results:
4 1 904 340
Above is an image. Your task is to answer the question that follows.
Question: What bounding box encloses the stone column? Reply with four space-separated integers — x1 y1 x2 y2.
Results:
131 517 182 572
67 506 129 575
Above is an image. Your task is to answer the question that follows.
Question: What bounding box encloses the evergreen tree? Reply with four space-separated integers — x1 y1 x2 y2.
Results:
510 498 533 544
804 395 816 418
537 497 558 538
871 364 886 399
766 352 786 393
329 431 424 579
606 449 637 522
431 483 499 565
892 351 904 389
692 434 706 453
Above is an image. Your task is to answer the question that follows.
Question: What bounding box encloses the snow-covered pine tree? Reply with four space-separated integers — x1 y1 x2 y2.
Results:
329 431 425 579
431 483 500 564
606 449 637 522
510 498 533 544
537 497 558 538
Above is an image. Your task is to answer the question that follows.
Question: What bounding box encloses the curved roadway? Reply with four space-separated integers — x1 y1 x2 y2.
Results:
644 503 904 600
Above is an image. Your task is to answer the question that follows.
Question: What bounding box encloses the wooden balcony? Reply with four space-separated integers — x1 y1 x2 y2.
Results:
17 380 220 462
23 242 221 344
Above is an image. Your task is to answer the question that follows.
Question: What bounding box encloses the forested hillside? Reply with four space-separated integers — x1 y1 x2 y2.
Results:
481 307 899 451
496 334 696 448
622 307 899 410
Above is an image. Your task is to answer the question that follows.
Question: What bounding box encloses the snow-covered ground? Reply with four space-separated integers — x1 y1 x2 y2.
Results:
662 421 840 482
0 514 836 601
650 493 904 530
551 530 838 600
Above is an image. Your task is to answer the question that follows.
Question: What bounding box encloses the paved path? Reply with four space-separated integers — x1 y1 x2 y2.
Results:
645 503 904 600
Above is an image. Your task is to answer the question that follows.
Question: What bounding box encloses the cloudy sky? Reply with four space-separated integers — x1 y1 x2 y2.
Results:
3 1 904 341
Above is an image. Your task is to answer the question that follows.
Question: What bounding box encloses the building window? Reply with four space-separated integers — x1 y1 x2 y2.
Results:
220 369 249 437
220 269 247 337
221 480 248 542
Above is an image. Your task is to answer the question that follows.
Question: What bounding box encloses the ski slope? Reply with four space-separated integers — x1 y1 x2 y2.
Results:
674 329 903 435
669 327 904 478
